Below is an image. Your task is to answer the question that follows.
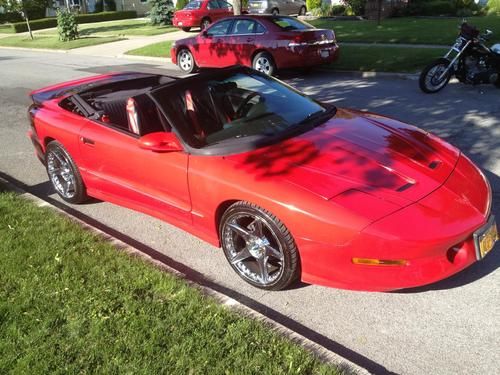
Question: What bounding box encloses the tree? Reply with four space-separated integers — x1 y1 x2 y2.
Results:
57 9 78 42
149 0 174 25
5 0 50 40
233 0 241 15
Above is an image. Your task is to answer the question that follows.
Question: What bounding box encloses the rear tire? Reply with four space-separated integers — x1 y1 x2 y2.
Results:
177 48 197 74
45 141 87 204
419 58 452 94
181 27 191 32
252 51 276 76
299 6 306 16
271 8 279 15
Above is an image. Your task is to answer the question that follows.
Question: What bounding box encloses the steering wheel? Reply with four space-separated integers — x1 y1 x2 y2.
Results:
235 92 260 119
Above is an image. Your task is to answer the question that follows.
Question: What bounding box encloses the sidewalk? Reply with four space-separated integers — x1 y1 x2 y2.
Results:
69 30 187 57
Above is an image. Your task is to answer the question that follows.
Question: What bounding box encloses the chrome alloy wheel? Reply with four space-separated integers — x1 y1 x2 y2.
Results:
223 213 285 286
47 148 76 199
178 50 193 72
254 56 272 75
424 64 449 91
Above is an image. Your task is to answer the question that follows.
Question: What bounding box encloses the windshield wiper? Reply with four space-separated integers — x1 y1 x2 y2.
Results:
299 106 336 126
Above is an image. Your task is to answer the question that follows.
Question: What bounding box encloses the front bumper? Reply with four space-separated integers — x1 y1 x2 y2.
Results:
299 154 496 291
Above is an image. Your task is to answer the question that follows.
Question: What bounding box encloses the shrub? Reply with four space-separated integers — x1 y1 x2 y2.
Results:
9 11 137 33
57 10 78 41
310 4 346 17
176 0 189 10
149 0 174 25
0 12 24 24
406 1 455 16
10 18 57 32
94 0 104 12
307 0 322 13
104 0 117 11
487 0 500 15
342 0 366 15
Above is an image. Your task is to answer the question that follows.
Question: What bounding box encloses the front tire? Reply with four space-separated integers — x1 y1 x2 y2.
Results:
299 6 306 16
252 51 276 76
181 27 191 32
45 141 87 204
419 58 453 94
271 8 279 16
220 202 300 290
177 48 197 74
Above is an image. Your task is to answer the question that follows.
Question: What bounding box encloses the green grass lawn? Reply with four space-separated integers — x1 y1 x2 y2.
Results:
330 45 448 73
126 41 446 73
0 24 15 34
0 35 123 49
0 191 340 374
39 19 178 37
310 15 500 45
126 40 173 58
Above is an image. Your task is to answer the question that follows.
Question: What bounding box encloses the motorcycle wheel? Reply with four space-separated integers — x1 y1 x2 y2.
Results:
419 58 453 94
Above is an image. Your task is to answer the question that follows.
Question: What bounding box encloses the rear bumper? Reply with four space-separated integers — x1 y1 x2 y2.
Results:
27 130 45 164
172 16 201 28
276 43 340 69
299 154 495 291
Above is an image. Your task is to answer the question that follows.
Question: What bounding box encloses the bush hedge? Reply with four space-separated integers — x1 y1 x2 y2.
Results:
0 12 24 24
9 11 137 33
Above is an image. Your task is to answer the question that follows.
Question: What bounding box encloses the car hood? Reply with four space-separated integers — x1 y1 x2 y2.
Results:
226 108 460 209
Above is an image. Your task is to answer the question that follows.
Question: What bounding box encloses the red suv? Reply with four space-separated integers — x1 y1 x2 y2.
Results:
173 0 235 32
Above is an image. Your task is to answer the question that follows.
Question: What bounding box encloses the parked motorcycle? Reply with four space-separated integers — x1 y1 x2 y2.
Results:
419 22 500 93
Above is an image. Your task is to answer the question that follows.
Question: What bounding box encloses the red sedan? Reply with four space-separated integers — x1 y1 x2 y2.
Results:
172 0 235 32
171 15 339 75
27 67 497 291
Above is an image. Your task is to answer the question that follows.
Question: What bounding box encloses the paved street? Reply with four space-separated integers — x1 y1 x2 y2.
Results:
0 49 499 375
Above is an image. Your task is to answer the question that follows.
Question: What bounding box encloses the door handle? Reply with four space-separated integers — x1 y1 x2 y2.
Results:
81 137 95 146
246 38 254 43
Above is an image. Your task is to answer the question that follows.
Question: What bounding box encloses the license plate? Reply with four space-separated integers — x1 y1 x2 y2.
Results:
320 50 329 58
474 216 498 259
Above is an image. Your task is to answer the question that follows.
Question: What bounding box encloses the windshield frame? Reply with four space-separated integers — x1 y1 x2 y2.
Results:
149 67 336 156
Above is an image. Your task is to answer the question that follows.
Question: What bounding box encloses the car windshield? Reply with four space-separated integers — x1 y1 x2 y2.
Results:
184 0 202 9
152 70 335 150
271 16 314 31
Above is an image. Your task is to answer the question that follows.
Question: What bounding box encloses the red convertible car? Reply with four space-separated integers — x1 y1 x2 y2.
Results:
172 0 236 32
171 15 339 75
28 67 497 291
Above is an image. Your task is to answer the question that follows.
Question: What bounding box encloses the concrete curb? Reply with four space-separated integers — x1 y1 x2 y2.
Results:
0 175 372 375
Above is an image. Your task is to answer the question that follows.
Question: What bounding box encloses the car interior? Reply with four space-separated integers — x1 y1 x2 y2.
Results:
59 75 174 137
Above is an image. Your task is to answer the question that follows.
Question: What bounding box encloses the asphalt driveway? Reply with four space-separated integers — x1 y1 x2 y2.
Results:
0 49 498 375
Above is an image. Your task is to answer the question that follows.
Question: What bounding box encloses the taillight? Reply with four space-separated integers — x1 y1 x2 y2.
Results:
288 36 307 48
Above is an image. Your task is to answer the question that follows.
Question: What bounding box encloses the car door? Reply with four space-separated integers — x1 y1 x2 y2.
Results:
206 0 227 22
196 18 235 67
228 19 260 66
217 0 234 18
77 109 191 224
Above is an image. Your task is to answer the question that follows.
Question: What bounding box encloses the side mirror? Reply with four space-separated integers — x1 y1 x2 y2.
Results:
202 30 210 38
138 132 183 152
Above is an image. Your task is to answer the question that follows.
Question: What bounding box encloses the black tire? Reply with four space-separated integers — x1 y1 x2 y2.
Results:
299 6 306 16
220 201 300 290
252 51 276 76
271 8 279 16
45 141 87 204
177 48 197 74
181 27 191 32
201 18 211 30
419 58 453 94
